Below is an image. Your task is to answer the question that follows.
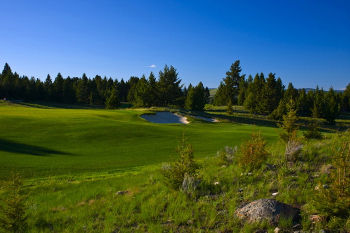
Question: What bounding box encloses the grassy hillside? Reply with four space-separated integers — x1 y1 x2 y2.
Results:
0 103 278 180
1 102 349 232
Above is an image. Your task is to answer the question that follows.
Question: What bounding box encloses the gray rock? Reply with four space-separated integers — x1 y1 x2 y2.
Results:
235 199 300 225
266 163 277 170
116 191 128 195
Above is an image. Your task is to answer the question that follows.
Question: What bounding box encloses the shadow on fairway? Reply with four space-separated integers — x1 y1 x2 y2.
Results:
0 139 73 156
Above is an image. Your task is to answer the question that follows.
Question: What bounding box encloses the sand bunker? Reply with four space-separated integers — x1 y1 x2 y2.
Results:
189 115 219 122
141 112 189 124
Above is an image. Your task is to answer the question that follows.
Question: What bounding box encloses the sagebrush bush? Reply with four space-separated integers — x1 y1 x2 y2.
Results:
216 146 237 166
285 140 303 163
181 173 199 199
237 131 269 170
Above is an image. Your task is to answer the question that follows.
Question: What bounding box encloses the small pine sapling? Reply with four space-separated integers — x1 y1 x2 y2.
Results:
161 132 197 190
226 99 233 115
277 99 300 143
0 172 28 232
313 134 350 229
237 131 269 170
303 108 323 140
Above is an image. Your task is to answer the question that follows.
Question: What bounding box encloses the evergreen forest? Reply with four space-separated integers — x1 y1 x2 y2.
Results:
1 61 349 125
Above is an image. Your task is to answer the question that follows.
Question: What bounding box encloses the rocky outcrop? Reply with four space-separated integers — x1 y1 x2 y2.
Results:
235 199 300 225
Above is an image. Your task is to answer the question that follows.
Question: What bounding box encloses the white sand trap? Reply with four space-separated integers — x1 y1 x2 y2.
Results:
141 112 189 124
189 115 219 122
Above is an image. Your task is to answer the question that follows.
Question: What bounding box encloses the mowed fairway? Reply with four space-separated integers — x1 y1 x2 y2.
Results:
0 105 278 180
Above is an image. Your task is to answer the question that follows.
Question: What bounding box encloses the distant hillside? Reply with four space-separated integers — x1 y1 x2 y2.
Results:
301 88 344 93
209 88 217 99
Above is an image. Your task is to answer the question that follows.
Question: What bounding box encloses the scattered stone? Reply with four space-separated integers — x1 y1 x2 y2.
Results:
214 181 220 185
235 199 300 225
315 184 330 191
292 223 302 230
266 163 277 170
274 227 281 233
240 172 253 176
310 214 322 222
272 192 279 196
254 230 267 233
320 164 336 175
116 191 128 195
187 220 194 225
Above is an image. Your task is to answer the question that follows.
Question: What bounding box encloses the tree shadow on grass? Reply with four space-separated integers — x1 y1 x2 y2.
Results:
0 139 73 156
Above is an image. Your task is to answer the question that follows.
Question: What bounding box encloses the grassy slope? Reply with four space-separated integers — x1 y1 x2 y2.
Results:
0 104 278 180
1 102 350 232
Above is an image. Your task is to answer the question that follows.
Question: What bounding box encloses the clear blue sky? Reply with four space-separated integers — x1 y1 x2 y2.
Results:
1 0 349 90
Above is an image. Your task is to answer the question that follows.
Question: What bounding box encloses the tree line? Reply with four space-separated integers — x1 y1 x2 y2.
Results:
214 60 350 125
0 63 210 110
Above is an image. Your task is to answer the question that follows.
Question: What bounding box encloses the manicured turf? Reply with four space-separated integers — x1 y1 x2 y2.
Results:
0 104 278 180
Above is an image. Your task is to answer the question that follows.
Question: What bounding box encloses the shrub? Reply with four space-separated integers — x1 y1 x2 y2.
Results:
161 133 197 190
303 117 323 140
285 140 303 163
216 146 237 166
277 99 300 143
0 172 28 233
181 173 199 199
237 131 269 170
226 99 233 115
313 133 350 229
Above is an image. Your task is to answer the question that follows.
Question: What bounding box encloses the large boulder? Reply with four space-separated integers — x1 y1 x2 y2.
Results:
235 199 300 225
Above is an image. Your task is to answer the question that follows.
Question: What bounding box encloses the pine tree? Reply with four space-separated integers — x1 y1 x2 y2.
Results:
262 73 283 114
243 73 266 113
105 88 120 109
269 99 287 120
204 87 210 104
278 99 300 143
214 60 242 105
284 83 298 103
0 172 28 232
44 74 53 101
323 87 341 125
76 73 90 104
157 65 183 106
238 75 248 106
53 73 64 102
147 72 158 107
185 87 195 110
62 77 76 104
226 99 233 115
213 81 226 106
342 83 350 111
0 63 14 99
133 75 149 107
118 78 128 102
127 76 140 103
255 73 267 113
185 82 206 111
297 88 309 116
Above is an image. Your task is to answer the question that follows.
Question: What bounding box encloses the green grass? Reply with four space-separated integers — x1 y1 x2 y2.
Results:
0 103 278 180
2 102 349 232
